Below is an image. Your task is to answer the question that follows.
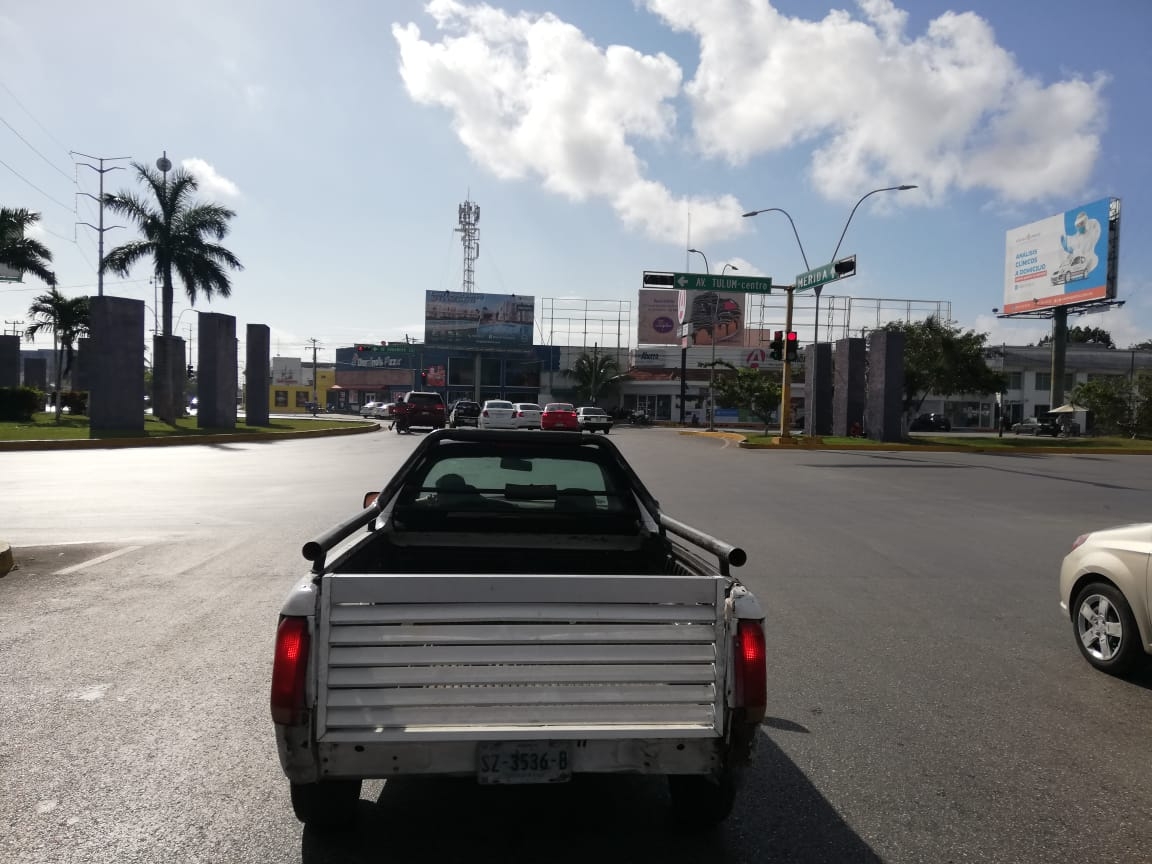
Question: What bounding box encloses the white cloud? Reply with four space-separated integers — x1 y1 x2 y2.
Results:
393 0 1108 244
393 0 744 245
645 0 1107 204
181 158 241 200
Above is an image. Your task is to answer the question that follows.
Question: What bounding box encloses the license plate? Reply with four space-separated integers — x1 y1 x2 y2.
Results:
476 741 572 785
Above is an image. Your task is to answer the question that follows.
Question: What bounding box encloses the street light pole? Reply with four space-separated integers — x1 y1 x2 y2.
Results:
687 249 710 429
742 185 917 439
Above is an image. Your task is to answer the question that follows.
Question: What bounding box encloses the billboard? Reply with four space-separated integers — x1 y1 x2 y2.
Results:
637 288 746 347
1003 197 1118 315
424 291 534 348
637 289 681 345
0 262 20 282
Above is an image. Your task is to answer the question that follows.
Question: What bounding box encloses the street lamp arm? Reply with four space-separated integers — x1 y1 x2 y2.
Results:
830 184 917 262
687 248 710 275
740 208 809 271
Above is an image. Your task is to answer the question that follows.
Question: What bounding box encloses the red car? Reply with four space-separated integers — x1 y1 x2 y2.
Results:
541 402 580 431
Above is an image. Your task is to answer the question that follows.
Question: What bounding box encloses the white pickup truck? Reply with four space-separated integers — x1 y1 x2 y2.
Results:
271 430 766 830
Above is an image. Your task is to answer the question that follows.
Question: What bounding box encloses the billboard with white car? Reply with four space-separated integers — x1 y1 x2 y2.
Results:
1003 197 1120 315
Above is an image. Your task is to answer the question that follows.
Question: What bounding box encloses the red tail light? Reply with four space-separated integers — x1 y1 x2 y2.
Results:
482 410 489 416
734 619 766 721
271 616 310 725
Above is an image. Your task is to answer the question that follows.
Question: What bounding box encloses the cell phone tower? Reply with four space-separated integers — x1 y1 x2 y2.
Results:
455 197 480 294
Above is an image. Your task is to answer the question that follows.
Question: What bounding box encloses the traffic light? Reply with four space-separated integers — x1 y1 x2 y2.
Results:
421 369 428 385
769 331 784 361
186 363 195 380
785 330 799 362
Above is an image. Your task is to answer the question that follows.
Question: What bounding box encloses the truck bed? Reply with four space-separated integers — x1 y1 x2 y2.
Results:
314 571 730 745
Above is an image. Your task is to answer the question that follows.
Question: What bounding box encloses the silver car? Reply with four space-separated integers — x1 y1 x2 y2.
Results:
1059 523 1152 675
511 402 543 429
479 400 517 430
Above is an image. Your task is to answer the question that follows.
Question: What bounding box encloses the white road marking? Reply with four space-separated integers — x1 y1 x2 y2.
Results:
54 545 143 576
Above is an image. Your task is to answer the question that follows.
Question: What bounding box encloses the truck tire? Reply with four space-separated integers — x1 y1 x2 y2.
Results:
667 768 737 829
289 779 362 830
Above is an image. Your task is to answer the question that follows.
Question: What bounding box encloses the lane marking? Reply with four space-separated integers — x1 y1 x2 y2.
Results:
54 545 143 576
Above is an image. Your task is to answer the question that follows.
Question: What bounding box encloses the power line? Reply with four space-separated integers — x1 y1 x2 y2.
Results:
0 80 72 158
0 154 74 211
0 114 74 181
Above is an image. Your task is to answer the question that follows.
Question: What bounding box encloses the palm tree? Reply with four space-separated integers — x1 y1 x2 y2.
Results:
25 287 90 423
102 162 243 421
0 207 57 286
568 349 623 405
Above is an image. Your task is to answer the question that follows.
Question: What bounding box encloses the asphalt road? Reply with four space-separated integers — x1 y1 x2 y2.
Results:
1 428 1150 863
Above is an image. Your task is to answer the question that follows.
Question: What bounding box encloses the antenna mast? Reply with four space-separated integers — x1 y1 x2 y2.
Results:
455 197 480 293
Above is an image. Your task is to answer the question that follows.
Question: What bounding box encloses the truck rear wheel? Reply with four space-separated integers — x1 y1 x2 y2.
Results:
667 768 737 829
289 779 362 830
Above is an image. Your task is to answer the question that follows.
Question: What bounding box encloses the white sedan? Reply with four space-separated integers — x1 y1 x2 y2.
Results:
479 400 517 429
1059 523 1152 676
512 402 543 429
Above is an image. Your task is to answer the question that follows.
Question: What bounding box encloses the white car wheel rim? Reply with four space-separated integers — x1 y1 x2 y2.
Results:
1077 594 1124 662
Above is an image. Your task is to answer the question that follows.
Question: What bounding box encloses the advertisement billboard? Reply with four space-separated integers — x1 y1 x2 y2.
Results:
424 291 534 348
1003 198 1118 315
0 262 20 282
637 289 681 345
637 288 745 347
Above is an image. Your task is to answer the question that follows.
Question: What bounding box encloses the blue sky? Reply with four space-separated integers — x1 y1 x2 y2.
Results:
2 0 1150 362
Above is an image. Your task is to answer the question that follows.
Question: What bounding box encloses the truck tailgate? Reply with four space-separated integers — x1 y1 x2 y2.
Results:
316 573 728 743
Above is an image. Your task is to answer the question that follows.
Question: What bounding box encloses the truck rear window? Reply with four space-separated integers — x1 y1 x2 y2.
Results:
396 452 634 519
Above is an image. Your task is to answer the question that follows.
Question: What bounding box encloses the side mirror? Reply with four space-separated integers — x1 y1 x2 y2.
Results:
363 492 379 509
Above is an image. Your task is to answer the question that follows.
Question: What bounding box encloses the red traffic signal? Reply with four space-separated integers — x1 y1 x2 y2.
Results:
785 330 799 362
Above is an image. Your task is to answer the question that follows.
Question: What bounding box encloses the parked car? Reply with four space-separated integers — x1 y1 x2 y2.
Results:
1059 523 1152 675
448 400 481 428
910 413 951 432
360 401 384 418
576 406 613 434
1012 417 1059 436
372 403 396 420
511 402 543 429
479 399 517 430
541 402 580 431
393 392 446 434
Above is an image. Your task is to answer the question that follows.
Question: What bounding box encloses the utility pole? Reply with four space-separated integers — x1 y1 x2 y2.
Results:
72 152 130 296
306 338 322 405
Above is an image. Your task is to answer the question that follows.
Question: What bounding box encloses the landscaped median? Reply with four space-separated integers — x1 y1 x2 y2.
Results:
680 428 1152 455
0 413 380 450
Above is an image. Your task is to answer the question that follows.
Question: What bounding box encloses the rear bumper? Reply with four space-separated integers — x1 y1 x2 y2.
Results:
277 732 726 783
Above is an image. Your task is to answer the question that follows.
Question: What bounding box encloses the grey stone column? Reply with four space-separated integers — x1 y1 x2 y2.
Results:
245 324 270 426
864 330 906 443
88 296 145 433
832 338 866 437
23 357 47 389
197 312 237 430
0 335 19 388
805 342 833 436
152 335 186 423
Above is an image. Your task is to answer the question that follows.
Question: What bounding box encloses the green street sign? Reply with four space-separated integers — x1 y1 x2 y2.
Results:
643 271 773 295
795 255 856 292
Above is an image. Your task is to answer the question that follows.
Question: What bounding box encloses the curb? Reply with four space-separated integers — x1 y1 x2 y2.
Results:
0 421 380 451
679 429 1152 455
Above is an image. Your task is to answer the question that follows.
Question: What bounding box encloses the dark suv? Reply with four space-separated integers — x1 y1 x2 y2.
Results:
909 413 952 432
394 392 446 434
448 400 481 428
